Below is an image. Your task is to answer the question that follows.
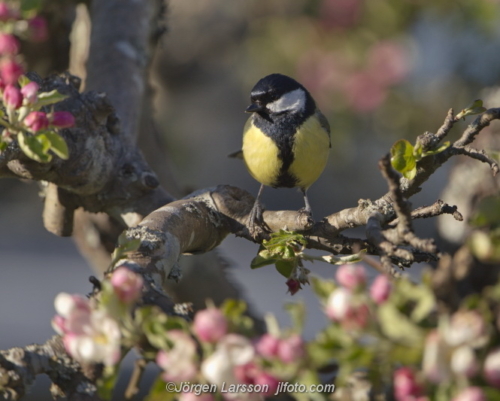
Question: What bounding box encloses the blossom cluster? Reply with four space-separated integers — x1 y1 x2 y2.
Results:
52 266 143 367
0 1 74 160
51 261 500 400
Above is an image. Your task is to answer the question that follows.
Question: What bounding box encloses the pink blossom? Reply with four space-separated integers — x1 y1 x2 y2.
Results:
443 310 489 348
156 330 198 382
343 71 386 113
326 287 353 321
24 111 49 132
27 16 48 42
367 41 410 86
370 275 392 304
20 82 39 104
484 348 500 388
393 367 423 401
255 333 280 358
62 310 121 366
52 292 120 366
50 111 75 128
234 361 259 384
342 303 370 330
0 34 19 55
253 372 280 396
452 387 486 401
3 84 22 109
422 330 451 383
319 0 362 31
0 2 12 21
0 59 23 85
277 334 305 363
201 334 254 387
110 266 143 303
336 264 366 290
451 346 478 378
193 307 228 343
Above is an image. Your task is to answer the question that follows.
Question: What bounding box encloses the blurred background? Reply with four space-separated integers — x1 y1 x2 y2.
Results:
1 0 500 398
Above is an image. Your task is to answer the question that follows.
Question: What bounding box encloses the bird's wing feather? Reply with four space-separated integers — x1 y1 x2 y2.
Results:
228 149 244 159
316 109 331 148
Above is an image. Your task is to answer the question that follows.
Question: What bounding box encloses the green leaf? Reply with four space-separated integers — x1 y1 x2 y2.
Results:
41 131 69 160
144 375 177 401
0 141 7 151
456 99 487 119
250 248 276 269
421 141 451 158
20 0 43 12
377 303 423 344
96 366 119 401
470 196 500 227
390 139 417 179
17 132 51 163
34 90 69 108
18 75 31 87
321 249 366 264
275 260 295 278
220 299 247 320
284 302 306 332
110 233 141 265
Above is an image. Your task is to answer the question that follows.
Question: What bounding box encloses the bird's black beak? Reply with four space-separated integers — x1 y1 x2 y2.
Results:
245 103 265 113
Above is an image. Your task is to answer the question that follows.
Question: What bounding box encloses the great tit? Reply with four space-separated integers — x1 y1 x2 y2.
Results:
240 73 331 235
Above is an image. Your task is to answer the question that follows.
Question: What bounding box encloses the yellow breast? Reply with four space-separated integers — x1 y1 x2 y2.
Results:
288 116 330 189
242 117 282 187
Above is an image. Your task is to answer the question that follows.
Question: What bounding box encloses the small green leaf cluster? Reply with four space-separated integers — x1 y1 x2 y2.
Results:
251 230 365 294
390 138 450 180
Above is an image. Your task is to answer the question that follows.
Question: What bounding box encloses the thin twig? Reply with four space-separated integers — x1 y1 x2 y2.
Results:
125 358 147 400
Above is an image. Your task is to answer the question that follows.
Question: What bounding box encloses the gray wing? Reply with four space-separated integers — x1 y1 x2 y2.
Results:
316 109 331 148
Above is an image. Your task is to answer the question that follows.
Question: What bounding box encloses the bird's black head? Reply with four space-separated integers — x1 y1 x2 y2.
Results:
246 73 315 117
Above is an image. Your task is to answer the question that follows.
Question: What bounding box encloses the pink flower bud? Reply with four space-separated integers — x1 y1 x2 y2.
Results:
20 81 39 104
0 2 12 21
286 278 302 295
234 361 259 384
255 333 280 358
277 334 305 363
27 16 48 42
484 348 500 388
3 84 22 109
370 274 392 304
451 346 478 378
393 367 423 401
326 287 353 321
452 387 486 401
0 34 18 55
110 266 143 303
0 59 23 85
24 111 49 132
50 111 75 128
343 303 370 330
193 307 228 343
336 264 366 290
254 372 280 396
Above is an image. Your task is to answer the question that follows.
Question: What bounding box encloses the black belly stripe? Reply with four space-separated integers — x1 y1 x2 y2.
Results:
252 91 316 188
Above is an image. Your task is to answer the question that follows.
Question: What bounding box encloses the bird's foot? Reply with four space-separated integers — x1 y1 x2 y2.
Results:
247 202 271 240
297 207 314 229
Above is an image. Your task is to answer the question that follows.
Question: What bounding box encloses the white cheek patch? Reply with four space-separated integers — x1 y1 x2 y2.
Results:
267 88 306 114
